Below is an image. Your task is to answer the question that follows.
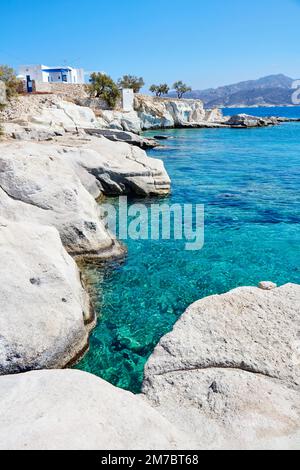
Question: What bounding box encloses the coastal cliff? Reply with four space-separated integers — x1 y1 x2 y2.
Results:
134 94 223 129
96 94 224 132
0 94 299 450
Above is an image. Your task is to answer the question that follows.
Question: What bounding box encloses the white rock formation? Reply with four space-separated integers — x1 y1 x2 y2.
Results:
98 110 142 134
85 128 159 149
258 281 278 290
0 219 93 375
0 141 119 257
134 95 223 130
143 284 300 450
61 135 171 196
0 370 190 450
0 96 99 133
94 96 224 132
0 137 170 256
225 114 280 128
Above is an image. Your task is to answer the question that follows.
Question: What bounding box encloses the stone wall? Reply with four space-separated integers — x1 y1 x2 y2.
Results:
34 82 89 101
76 97 113 112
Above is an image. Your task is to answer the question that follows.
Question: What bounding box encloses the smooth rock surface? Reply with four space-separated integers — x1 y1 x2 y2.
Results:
84 128 159 149
226 114 280 128
59 135 171 196
0 141 118 257
98 110 142 134
0 219 92 375
143 284 300 449
0 370 190 450
0 96 99 132
143 368 300 450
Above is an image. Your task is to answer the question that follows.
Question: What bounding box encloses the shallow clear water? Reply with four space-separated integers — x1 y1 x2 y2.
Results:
76 107 300 393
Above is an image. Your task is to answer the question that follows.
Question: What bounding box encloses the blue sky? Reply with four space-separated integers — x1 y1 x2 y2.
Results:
1 0 300 89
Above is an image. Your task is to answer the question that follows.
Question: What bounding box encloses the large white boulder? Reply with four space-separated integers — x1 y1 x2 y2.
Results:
61 135 171 196
0 96 100 132
143 284 300 450
0 370 189 450
29 101 99 132
99 110 142 134
0 219 92 375
0 141 120 257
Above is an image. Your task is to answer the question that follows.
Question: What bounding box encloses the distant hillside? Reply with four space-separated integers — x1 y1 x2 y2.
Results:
171 75 296 107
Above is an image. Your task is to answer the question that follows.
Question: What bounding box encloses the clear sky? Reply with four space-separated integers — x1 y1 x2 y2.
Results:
1 0 300 90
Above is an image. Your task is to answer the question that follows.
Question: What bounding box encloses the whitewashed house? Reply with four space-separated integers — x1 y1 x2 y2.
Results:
19 65 85 91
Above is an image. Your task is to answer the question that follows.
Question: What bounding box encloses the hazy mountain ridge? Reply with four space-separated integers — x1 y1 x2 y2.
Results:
172 74 297 107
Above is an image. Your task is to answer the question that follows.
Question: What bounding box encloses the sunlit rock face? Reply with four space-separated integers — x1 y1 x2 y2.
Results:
0 219 92 375
0 370 190 450
143 284 300 450
0 141 118 257
0 138 170 257
134 95 223 130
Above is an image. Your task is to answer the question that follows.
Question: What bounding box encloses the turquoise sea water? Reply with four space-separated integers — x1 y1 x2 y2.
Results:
76 107 300 393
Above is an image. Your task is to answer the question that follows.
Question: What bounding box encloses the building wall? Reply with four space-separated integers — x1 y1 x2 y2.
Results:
75 69 85 84
122 89 134 111
19 65 46 83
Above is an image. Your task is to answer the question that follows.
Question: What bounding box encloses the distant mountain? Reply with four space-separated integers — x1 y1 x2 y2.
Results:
171 74 297 108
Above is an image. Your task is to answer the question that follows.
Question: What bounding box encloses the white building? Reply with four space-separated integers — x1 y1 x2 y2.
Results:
19 65 85 86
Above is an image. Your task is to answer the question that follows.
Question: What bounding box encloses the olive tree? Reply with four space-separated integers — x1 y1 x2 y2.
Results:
87 73 121 108
173 81 192 99
0 65 20 99
149 84 170 97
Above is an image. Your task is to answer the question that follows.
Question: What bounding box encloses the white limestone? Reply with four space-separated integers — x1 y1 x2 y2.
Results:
0 219 92 375
0 370 190 450
143 284 300 450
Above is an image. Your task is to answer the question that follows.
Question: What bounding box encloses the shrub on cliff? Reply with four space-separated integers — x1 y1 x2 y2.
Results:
173 81 192 99
149 84 170 97
87 73 121 109
118 75 145 93
0 65 20 100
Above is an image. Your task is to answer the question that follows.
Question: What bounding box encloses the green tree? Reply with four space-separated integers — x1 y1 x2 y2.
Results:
0 65 20 99
87 73 121 108
173 81 192 99
118 75 145 93
149 83 170 97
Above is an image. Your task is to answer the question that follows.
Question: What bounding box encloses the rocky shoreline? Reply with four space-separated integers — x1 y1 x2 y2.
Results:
0 94 299 449
0 283 299 450
0 103 171 373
